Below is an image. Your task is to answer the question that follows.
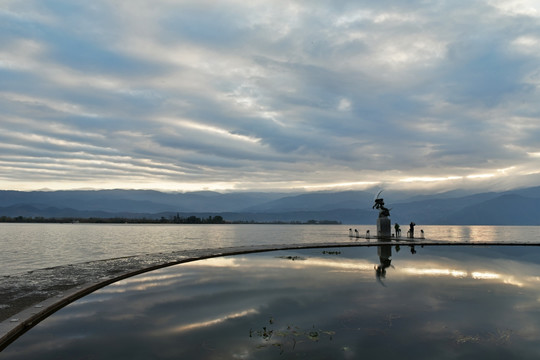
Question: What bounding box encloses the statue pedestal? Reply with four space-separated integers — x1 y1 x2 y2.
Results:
377 217 391 238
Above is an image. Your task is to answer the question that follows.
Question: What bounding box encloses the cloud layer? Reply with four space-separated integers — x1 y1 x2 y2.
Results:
1 0 540 192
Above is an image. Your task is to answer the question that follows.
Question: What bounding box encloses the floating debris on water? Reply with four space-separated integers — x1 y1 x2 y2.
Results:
322 250 341 255
276 256 306 261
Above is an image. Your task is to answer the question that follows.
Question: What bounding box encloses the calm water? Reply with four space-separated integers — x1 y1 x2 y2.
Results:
1 223 540 276
3 245 540 359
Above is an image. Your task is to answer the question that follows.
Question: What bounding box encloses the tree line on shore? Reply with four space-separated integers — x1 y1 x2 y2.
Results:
0 215 226 224
0 215 341 225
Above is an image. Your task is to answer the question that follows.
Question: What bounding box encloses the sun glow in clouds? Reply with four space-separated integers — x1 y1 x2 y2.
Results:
302 181 380 190
159 118 261 144
472 271 501 280
398 167 517 187
400 176 463 183
467 174 495 179
181 121 261 144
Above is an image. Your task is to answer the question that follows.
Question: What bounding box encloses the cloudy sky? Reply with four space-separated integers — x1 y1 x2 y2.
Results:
1 0 540 193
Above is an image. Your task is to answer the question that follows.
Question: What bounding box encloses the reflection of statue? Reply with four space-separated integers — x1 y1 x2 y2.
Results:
374 243 421 285
375 242 393 284
372 195 390 218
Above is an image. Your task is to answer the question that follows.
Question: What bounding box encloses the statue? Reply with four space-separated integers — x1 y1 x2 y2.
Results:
373 190 391 238
372 191 390 218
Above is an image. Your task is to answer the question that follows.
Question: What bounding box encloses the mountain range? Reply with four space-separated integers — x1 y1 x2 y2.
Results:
1 186 540 225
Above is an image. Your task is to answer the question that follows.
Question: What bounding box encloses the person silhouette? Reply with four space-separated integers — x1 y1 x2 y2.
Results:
409 222 416 238
394 223 401 237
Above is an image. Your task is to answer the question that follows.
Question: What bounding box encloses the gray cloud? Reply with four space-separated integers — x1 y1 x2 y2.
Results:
1 0 540 192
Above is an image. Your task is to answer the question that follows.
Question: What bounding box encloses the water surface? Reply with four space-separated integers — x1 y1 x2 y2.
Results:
3 245 540 359
1 223 539 276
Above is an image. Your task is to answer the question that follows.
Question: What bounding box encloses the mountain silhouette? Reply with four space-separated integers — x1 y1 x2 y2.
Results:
1 186 539 225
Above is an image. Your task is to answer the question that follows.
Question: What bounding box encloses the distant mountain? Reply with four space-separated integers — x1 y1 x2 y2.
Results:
387 192 502 225
0 190 285 214
243 190 375 212
507 186 540 199
442 194 540 225
0 204 121 219
1 186 540 225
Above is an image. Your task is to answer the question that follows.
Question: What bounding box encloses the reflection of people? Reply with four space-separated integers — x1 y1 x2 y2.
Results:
394 223 401 237
409 222 416 238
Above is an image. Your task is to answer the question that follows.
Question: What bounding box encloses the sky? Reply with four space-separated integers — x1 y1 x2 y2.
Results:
1 0 540 193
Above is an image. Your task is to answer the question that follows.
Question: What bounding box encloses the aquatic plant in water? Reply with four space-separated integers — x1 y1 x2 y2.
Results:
250 316 335 354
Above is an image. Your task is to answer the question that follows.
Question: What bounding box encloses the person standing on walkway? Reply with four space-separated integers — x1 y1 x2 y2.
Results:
409 222 416 238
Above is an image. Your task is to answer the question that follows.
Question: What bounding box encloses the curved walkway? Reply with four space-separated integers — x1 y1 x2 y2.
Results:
1 239 538 351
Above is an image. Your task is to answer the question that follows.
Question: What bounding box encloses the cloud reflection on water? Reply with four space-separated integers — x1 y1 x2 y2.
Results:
152 308 259 336
3 246 540 359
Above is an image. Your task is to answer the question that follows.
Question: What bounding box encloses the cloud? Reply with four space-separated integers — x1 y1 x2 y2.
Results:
1 0 540 192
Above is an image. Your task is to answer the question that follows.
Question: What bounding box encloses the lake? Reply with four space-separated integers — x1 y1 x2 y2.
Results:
2 245 540 359
1 223 540 276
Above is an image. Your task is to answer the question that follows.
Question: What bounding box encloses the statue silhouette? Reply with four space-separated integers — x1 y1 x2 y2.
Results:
372 191 390 218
